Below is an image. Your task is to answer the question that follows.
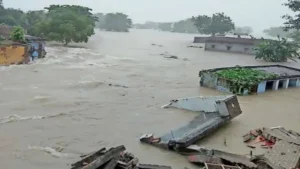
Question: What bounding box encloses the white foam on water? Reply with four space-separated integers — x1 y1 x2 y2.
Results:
72 80 105 89
0 113 66 124
28 146 75 159
0 115 46 124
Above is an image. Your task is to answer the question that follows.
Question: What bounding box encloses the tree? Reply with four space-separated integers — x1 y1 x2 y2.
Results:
192 13 235 35
21 10 46 36
158 22 172 31
94 13 105 29
255 37 299 62
233 26 253 35
287 30 300 43
36 5 97 45
172 19 198 33
283 0 300 30
263 27 293 38
9 26 24 42
102 13 132 32
0 8 24 26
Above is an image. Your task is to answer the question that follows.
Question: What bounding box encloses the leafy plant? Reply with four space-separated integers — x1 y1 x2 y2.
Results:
35 5 97 45
214 68 278 94
192 13 235 35
9 26 24 42
102 13 132 32
255 37 300 62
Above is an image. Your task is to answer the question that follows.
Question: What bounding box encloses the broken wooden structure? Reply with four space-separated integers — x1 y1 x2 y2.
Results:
243 126 300 169
71 145 172 169
140 95 242 151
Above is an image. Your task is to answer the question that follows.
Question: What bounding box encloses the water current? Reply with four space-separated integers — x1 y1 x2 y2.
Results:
1 29 300 169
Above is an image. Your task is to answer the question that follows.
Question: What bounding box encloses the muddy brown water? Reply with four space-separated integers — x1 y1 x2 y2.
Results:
1 29 300 169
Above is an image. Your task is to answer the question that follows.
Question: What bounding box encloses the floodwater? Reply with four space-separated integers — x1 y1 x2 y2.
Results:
1 29 300 169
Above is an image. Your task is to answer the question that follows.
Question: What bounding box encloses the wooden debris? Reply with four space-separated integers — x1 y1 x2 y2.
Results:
71 146 125 169
71 145 172 169
138 164 172 169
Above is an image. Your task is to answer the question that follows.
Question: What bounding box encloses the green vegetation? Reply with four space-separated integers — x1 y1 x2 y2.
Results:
0 8 24 26
9 26 24 42
283 0 300 30
287 30 300 43
192 13 235 36
255 37 300 62
215 68 278 94
34 5 97 45
133 19 198 34
95 13 132 32
172 19 198 33
263 27 293 38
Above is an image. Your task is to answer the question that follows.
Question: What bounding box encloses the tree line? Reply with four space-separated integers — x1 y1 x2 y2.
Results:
0 2 133 45
134 13 253 35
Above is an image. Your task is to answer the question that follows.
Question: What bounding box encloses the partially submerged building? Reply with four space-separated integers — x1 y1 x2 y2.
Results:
199 65 300 95
140 95 242 151
0 40 29 65
0 28 46 65
193 35 267 55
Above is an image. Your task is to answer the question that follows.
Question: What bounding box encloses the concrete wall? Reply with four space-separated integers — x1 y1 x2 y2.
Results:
162 95 236 114
0 45 28 65
193 37 209 43
205 42 255 55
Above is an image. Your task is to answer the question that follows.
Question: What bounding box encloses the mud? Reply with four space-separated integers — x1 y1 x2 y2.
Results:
0 29 300 169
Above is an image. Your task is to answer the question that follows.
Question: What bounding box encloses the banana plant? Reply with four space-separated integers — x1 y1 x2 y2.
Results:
255 37 299 62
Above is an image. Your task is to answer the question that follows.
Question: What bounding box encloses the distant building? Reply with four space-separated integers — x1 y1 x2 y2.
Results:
193 35 265 55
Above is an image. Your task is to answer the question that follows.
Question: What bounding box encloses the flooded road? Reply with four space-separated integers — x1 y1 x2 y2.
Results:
1 29 300 169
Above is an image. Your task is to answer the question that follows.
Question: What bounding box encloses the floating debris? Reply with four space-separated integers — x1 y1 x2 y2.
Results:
140 95 242 151
160 52 179 59
151 43 164 47
0 115 46 124
187 45 203 48
71 145 172 169
243 126 300 149
108 83 129 88
0 113 66 124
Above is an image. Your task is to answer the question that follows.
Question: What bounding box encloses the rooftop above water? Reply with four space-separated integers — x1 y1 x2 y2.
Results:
200 65 300 79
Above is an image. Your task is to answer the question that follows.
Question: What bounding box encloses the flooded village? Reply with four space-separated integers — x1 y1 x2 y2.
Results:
1 1 300 169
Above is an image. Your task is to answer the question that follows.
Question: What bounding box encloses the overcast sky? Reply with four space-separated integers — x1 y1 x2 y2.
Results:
4 0 293 32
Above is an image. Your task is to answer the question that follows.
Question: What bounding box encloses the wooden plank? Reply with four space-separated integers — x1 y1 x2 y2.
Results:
71 145 126 169
138 164 172 169
103 158 119 169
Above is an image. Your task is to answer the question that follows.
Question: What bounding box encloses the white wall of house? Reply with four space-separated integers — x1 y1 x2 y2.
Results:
205 42 256 55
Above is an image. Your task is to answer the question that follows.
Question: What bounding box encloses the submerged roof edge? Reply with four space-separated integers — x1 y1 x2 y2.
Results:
199 65 300 79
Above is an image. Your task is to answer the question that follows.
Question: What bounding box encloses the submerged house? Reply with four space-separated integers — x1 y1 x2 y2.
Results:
0 41 29 65
199 65 300 95
193 35 265 55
